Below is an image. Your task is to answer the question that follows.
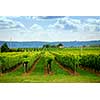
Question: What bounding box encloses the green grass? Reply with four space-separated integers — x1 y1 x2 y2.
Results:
30 57 44 75
4 64 24 76
0 75 100 83
52 60 69 75
77 67 97 77
0 59 100 83
0 49 100 83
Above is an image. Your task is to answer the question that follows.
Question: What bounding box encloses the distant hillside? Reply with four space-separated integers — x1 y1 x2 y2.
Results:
0 40 100 48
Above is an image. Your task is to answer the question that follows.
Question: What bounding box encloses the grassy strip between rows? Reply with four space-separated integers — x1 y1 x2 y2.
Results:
0 75 100 83
4 64 23 76
52 60 69 75
77 67 97 77
30 57 44 75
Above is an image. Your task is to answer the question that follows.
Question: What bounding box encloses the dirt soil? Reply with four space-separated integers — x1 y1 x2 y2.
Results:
44 66 54 76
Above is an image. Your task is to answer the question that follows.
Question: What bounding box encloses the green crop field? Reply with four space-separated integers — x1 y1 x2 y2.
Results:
0 47 100 83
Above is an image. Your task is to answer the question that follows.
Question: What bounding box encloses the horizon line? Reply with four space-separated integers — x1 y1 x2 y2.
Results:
0 39 100 42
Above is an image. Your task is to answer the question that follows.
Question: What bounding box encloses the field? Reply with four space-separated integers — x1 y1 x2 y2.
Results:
0 47 100 83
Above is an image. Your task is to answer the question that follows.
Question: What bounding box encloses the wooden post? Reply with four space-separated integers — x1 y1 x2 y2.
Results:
23 63 26 73
47 64 49 74
47 59 52 74
23 62 28 73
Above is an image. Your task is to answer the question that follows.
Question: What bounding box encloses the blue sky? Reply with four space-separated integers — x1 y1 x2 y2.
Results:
0 16 100 41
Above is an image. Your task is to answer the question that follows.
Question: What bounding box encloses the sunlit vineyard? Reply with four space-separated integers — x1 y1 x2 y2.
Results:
0 47 100 82
0 51 41 73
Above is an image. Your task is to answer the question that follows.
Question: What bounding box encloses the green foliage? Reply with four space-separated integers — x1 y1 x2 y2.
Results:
0 54 22 72
0 51 41 73
22 52 41 71
1 43 9 52
55 54 78 72
31 57 44 75
43 44 51 48
0 47 100 82
52 47 100 73
57 43 64 47
43 51 54 66
80 54 100 72
52 60 69 75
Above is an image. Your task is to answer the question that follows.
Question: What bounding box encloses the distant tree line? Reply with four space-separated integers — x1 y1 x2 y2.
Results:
89 44 100 47
0 42 44 52
43 43 64 48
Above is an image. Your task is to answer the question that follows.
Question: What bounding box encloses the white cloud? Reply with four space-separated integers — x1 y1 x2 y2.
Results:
32 16 47 21
48 17 100 33
80 18 100 32
30 24 43 31
58 17 81 26
81 23 96 32
48 17 80 32
48 21 64 30
0 17 25 30
32 16 38 20
0 16 100 42
15 21 25 28
86 18 100 24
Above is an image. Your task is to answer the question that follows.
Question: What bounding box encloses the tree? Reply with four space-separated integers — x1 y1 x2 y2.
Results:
57 43 63 46
57 43 64 48
51 45 57 48
1 43 9 52
43 44 51 48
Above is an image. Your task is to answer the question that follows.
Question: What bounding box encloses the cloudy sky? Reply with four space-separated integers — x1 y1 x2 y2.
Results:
0 16 100 41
